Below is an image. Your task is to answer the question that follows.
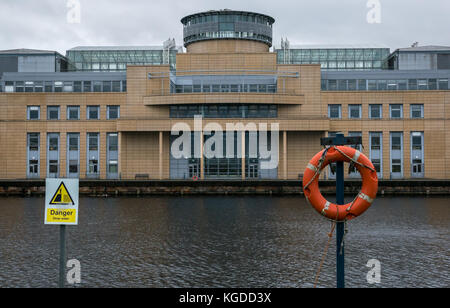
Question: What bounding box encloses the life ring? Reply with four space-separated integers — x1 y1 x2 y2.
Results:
192 175 199 181
302 146 378 221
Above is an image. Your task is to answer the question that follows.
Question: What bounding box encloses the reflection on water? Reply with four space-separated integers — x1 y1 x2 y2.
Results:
0 196 448 288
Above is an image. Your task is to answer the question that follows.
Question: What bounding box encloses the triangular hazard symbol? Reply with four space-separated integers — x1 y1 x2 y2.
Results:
50 182 75 205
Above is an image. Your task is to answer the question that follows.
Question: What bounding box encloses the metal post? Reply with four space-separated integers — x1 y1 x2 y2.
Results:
320 133 362 289
336 160 345 289
59 225 66 288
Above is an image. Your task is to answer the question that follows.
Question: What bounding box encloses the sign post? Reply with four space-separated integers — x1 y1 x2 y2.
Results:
45 178 79 288
320 133 362 289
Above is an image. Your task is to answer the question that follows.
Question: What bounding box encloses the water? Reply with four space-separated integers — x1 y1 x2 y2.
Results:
0 196 448 288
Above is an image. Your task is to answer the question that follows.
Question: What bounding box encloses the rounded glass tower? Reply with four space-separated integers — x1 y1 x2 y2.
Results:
181 10 275 53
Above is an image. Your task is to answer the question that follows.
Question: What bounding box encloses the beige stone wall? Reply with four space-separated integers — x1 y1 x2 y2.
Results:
322 91 450 179
119 132 170 180
0 46 449 181
0 93 123 179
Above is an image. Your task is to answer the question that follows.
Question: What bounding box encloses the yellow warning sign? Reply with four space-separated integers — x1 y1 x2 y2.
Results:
46 209 77 223
45 178 79 225
49 182 74 205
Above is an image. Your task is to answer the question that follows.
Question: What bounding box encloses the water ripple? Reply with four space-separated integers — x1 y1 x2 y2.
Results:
0 196 448 288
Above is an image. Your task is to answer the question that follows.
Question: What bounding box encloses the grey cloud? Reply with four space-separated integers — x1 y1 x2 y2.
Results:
0 0 449 55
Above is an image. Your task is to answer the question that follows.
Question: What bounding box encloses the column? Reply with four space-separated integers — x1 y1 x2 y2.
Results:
283 131 287 180
159 131 163 180
200 133 204 180
241 130 246 180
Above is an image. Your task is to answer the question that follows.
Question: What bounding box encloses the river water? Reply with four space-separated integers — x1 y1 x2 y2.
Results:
0 196 448 288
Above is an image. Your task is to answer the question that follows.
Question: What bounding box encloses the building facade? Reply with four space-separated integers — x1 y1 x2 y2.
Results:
0 10 449 181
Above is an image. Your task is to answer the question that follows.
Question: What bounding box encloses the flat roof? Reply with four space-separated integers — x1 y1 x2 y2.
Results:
275 44 390 50
395 45 450 52
0 48 65 56
67 46 181 52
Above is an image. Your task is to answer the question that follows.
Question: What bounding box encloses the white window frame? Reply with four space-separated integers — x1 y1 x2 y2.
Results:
369 104 382 119
390 104 403 119
27 106 40 120
328 104 341 119
410 104 424 119
348 104 362 119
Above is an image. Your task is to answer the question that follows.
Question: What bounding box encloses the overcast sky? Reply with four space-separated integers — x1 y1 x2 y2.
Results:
1 0 449 54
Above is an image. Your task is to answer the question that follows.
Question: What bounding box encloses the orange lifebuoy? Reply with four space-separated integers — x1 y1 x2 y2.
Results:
303 146 378 221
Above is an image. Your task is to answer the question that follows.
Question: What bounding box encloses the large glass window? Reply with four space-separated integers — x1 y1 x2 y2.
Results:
170 104 278 119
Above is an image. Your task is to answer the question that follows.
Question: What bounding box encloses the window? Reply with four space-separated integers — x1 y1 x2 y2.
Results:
369 132 382 175
338 80 347 91
68 134 79 151
348 80 357 91
368 80 377 91
93 81 102 92
348 104 362 119
408 79 417 90
108 133 118 151
411 133 423 151
103 81 112 92
390 104 403 119
44 81 53 92
74 81 82 92
328 80 337 91
107 106 120 120
108 161 118 174
410 104 424 119
358 80 367 91
63 82 73 92
5 81 14 92
49 136 59 151
67 106 80 120
27 106 40 120
369 104 382 119
439 79 448 90
391 134 402 151
25 81 34 92
15 81 24 92
87 106 100 120
370 134 381 150
54 81 63 92
328 105 341 119
69 161 78 174
83 81 92 92
398 80 407 90
418 79 428 90
47 106 60 120
28 133 40 151
428 79 437 90
88 134 99 151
